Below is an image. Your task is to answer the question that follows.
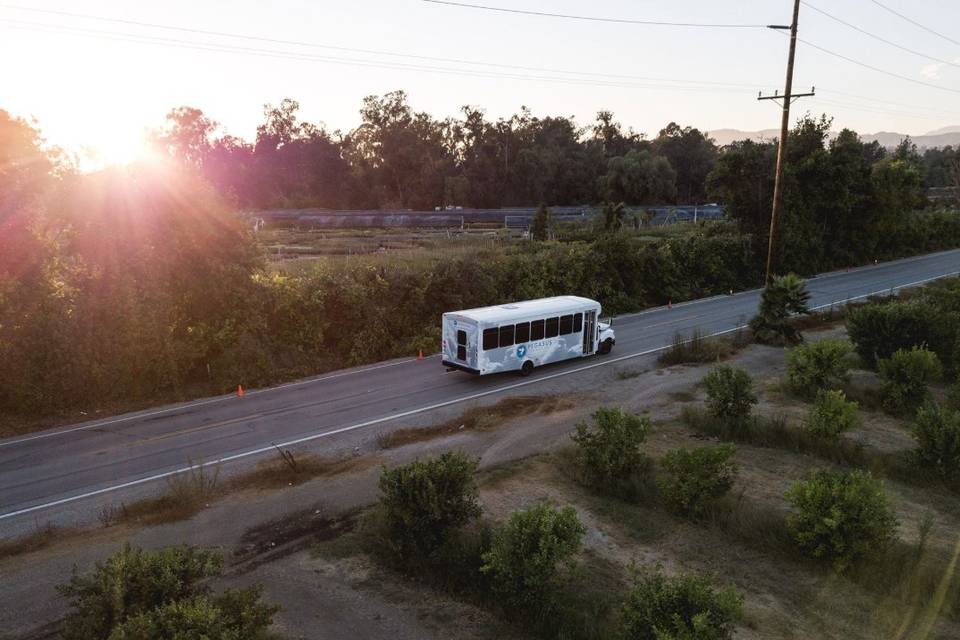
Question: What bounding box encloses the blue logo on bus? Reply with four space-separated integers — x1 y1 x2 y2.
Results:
517 344 527 358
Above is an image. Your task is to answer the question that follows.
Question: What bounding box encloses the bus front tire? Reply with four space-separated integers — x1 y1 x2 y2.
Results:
598 340 612 355
520 360 534 377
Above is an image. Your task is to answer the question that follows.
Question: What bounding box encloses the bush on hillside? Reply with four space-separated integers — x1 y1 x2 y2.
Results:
480 503 585 620
620 569 743 640
805 389 860 439
57 544 277 640
703 365 757 430
877 346 943 416
911 401 960 480
658 445 738 519
749 273 811 345
378 451 481 560
572 407 651 491
785 470 898 573
785 339 853 398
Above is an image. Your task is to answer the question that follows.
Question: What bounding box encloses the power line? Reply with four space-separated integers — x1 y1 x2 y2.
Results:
817 88 960 117
421 0 768 28
868 0 960 47
811 97 953 121
0 4 761 88
802 1 960 69
797 36 960 95
0 19 756 95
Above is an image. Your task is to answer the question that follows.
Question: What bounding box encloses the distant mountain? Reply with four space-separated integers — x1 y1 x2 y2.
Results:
925 125 960 135
706 127 960 149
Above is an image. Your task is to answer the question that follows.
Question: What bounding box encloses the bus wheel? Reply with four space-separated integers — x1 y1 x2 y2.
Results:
598 340 612 355
520 360 534 377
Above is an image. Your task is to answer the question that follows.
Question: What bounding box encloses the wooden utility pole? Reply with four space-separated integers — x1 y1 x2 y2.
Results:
758 0 814 284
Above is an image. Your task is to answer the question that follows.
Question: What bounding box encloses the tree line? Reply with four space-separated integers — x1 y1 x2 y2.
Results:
153 92 720 209
152 92 959 213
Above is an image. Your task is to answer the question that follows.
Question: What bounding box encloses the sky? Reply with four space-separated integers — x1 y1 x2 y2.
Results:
2 0 959 166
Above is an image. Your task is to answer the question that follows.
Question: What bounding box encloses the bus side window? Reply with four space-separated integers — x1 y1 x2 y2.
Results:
573 313 583 333
515 322 530 343
483 328 499 351
499 324 515 347
530 319 545 341
559 314 573 335
545 317 559 338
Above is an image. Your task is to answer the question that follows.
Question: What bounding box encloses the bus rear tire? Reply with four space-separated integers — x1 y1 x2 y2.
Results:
520 360 534 377
598 340 612 355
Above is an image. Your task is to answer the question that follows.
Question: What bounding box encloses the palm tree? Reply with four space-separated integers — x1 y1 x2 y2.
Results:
749 273 811 344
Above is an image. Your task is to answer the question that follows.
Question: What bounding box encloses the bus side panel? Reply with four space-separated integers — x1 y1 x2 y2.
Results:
480 341 523 375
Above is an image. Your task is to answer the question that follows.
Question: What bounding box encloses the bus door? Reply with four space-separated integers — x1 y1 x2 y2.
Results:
582 310 596 355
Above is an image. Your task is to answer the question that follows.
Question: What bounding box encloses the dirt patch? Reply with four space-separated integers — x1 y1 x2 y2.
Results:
375 395 575 449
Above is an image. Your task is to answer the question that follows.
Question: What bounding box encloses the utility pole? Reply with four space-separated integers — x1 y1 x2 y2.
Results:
758 0 814 284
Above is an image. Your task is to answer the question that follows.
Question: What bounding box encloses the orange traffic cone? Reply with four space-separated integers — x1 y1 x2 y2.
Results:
418 350 424 361
237 384 244 398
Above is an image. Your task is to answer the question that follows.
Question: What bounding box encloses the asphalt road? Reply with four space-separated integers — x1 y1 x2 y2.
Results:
1 249 958 531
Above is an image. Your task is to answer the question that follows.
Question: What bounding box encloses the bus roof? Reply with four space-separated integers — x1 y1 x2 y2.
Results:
445 296 600 323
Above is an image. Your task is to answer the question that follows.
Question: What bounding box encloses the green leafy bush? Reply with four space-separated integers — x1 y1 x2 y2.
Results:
658 445 738 519
572 407 651 489
785 339 853 398
846 301 959 370
107 587 278 640
911 401 960 480
378 451 481 560
57 545 277 640
480 503 585 619
877 346 943 416
749 273 811 345
785 470 898 573
805 389 860 439
620 569 743 640
703 365 757 429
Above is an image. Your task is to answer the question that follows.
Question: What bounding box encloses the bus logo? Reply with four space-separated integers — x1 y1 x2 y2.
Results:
517 344 527 358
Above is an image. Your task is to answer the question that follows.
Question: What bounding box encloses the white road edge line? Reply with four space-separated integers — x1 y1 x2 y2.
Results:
2 266 958 521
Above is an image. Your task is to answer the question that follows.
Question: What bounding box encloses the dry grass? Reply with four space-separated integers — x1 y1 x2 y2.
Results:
0 523 77 561
657 328 749 367
375 395 574 450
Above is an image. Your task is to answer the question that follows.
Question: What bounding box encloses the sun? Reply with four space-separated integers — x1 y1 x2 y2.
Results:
80 129 157 171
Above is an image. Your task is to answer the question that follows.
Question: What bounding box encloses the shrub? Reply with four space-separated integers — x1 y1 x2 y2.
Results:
58 544 223 640
877 346 943 416
805 389 860 439
620 569 743 640
846 301 959 370
57 544 277 640
785 470 898 573
749 273 811 345
703 365 757 429
785 339 853 398
572 407 651 488
658 445 738 519
107 587 278 640
911 401 960 480
378 451 481 560
480 503 585 619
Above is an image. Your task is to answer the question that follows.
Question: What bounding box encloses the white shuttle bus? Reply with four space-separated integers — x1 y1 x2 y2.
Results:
441 296 616 376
